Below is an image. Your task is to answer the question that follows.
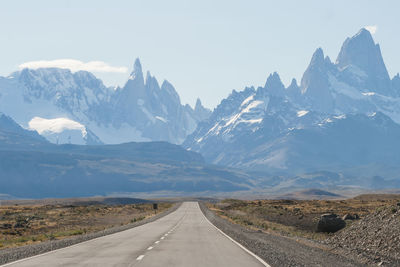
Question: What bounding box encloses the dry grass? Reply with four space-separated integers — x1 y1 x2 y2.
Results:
208 194 400 241
0 202 172 249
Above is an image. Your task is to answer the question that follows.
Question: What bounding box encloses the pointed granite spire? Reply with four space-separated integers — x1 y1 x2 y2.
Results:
194 98 211 121
264 72 285 97
336 28 390 93
129 58 144 84
310 48 325 67
195 98 203 110
336 28 387 76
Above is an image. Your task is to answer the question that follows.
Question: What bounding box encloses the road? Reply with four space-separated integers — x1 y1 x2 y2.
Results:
3 202 268 267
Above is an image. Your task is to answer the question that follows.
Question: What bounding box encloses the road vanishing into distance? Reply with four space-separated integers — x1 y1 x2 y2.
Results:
3 202 268 267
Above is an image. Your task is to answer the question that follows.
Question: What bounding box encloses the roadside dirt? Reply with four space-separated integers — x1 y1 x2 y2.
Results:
209 195 400 240
0 202 172 249
200 202 364 267
326 203 400 266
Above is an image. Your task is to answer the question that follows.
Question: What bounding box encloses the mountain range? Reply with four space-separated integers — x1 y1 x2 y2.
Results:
184 29 400 179
1 28 400 197
0 59 211 145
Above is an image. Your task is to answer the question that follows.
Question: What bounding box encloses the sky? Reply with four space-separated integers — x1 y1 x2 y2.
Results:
0 0 399 109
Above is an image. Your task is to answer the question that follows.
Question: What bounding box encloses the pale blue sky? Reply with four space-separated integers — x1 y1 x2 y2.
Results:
0 0 399 108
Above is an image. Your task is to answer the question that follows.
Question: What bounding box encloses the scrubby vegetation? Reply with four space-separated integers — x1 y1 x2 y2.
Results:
0 202 172 249
208 194 400 241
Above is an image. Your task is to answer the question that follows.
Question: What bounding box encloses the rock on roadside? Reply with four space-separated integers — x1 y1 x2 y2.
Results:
317 214 346 233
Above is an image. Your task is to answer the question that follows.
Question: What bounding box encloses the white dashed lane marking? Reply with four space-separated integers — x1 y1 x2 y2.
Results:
134 225 178 263
136 255 145 261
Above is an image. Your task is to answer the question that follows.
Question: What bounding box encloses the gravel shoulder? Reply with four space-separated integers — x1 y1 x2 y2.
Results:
325 204 400 266
200 202 365 267
0 202 181 265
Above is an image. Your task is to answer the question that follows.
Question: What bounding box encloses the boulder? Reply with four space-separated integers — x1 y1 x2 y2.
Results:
317 214 346 233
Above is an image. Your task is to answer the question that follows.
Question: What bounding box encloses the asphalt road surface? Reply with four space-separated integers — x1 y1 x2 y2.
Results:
3 202 268 267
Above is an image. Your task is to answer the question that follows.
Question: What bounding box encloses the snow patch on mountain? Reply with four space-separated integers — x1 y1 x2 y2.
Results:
297 110 309 117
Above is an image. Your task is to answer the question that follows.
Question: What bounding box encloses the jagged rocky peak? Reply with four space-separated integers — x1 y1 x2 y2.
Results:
263 72 285 97
286 78 301 100
145 71 160 91
194 98 212 121
161 80 180 104
119 58 147 100
336 28 377 68
255 72 283 98
133 58 143 75
302 48 327 84
195 98 204 110
336 28 390 92
301 48 328 90
129 58 144 84
300 47 334 112
305 48 333 72
324 55 332 65
311 47 325 65
288 78 299 89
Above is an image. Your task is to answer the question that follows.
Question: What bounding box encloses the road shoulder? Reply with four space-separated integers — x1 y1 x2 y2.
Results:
199 202 365 267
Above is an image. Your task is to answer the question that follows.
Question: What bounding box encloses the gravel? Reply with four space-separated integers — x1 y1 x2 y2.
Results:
326 204 400 266
200 202 365 267
0 202 181 265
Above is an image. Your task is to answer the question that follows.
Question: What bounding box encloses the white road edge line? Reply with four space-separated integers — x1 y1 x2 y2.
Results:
198 203 271 267
0 207 178 267
136 255 145 260
0 229 121 267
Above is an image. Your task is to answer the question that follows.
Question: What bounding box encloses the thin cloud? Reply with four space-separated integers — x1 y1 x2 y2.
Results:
19 59 128 73
365 25 378 34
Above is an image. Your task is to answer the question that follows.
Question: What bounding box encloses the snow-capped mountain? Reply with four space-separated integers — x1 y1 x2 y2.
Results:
184 28 400 175
108 59 211 144
300 29 400 117
0 59 211 144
